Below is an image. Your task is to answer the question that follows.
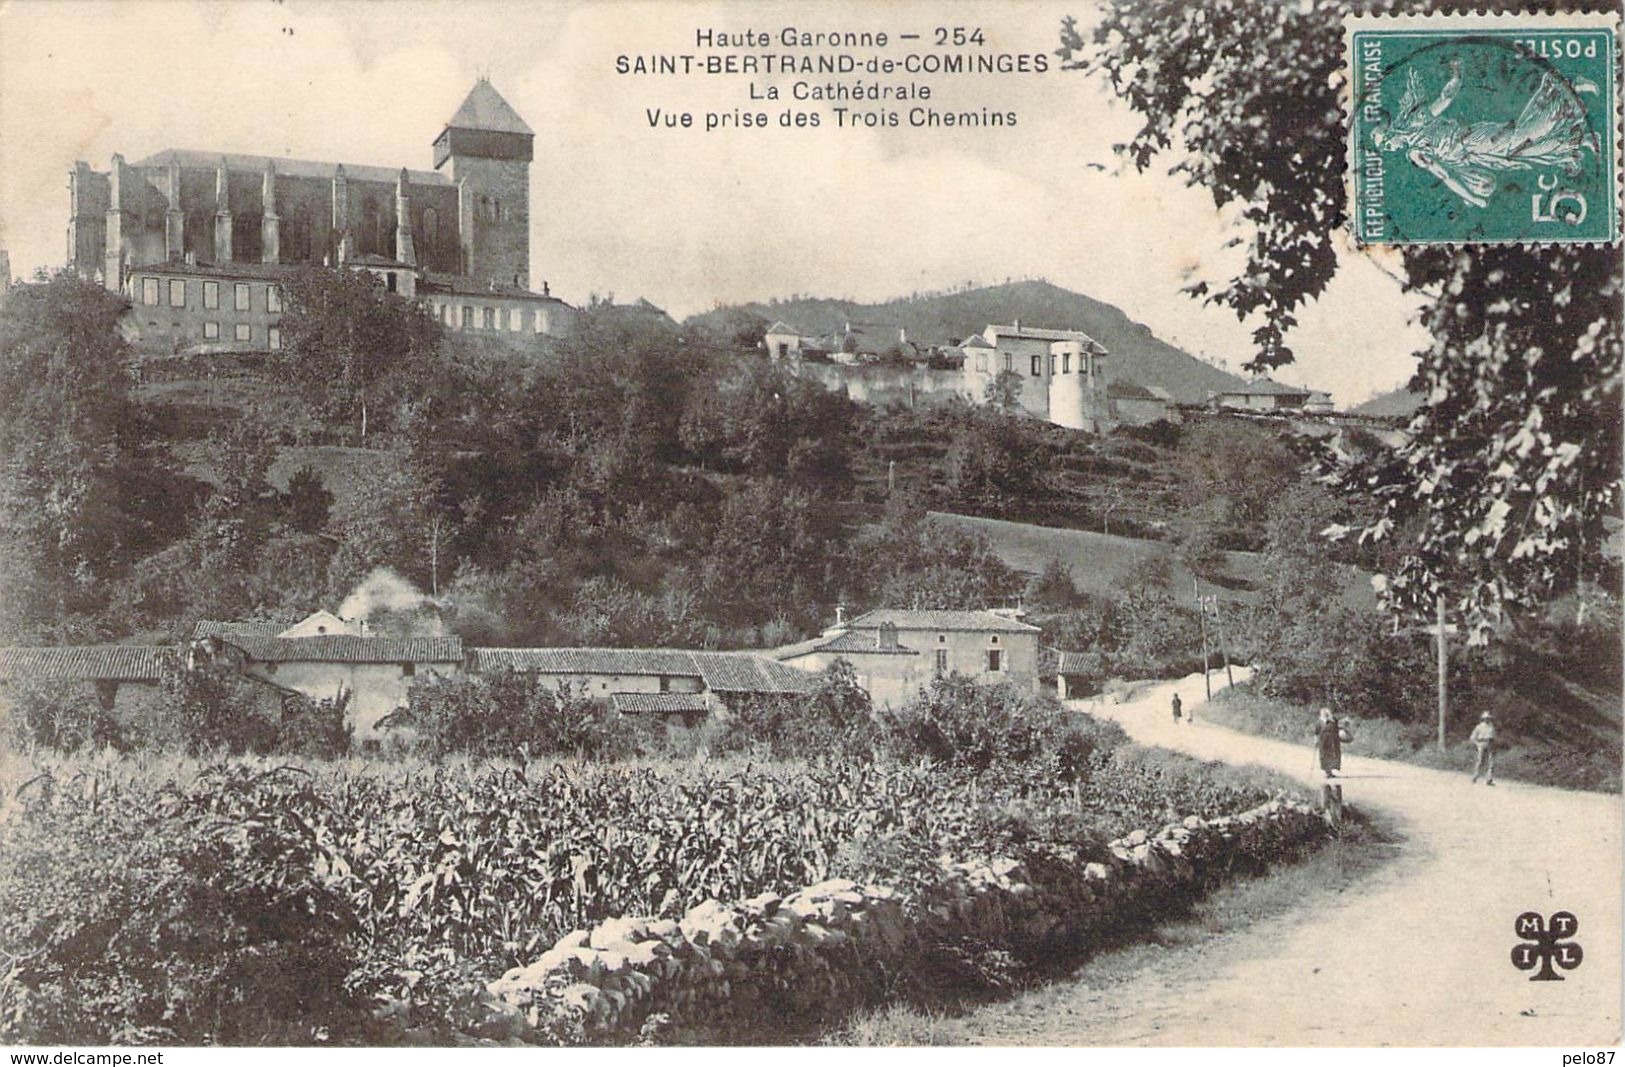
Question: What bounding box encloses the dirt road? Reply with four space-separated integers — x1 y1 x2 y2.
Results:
961 670 1622 1046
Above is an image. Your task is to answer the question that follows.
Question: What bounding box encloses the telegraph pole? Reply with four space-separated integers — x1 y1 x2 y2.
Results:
1194 579 1212 699
1435 594 1448 752
1209 594 1235 689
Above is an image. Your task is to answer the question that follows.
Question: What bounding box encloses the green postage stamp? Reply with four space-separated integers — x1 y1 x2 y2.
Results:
1348 11 1620 245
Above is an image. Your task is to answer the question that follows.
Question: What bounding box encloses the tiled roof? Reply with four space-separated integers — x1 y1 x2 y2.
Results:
0 646 172 682
192 620 290 640
610 692 710 715
470 648 817 694
471 647 699 676
420 273 570 304
787 630 919 656
224 635 463 664
444 78 534 136
1217 376 1313 397
1053 650 1095 676
129 260 298 281
132 149 448 187
960 335 994 349
844 609 1041 634
691 652 817 694
765 321 799 335
989 324 1098 343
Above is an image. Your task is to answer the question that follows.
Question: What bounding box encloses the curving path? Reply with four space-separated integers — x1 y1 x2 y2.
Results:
957 670 1622 1046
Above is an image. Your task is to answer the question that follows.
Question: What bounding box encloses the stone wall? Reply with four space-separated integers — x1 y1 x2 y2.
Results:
792 361 971 410
461 796 1331 1044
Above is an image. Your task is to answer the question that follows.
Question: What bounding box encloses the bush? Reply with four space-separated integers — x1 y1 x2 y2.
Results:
275 694 352 759
881 675 1123 782
718 660 879 758
393 672 636 758
0 765 365 1044
1 682 125 753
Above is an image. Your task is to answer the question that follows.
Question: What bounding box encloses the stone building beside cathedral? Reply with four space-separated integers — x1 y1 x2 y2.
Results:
67 78 572 353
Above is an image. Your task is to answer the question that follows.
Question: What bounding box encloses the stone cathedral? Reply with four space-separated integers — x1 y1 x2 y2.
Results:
67 78 571 352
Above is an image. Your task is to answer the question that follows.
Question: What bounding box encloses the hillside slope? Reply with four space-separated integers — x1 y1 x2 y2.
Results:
1349 385 1424 418
690 280 1249 404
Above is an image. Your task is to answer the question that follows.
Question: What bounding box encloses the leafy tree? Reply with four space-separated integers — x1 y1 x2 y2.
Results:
0 273 187 638
853 509 1024 611
1065 1 1620 634
282 465 335 534
274 265 442 441
985 369 1024 409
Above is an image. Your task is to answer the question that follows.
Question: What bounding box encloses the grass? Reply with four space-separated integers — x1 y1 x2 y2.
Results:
1202 684 1622 793
824 812 1400 1046
928 511 1262 603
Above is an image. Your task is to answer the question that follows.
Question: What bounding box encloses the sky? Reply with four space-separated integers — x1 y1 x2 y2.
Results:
0 0 1430 405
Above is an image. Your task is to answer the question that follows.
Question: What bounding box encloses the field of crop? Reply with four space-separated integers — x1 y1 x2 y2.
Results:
0 726 1306 1045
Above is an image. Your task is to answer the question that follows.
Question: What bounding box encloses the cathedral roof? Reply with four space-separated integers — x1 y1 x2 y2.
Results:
444 78 533 136
132 149 447 187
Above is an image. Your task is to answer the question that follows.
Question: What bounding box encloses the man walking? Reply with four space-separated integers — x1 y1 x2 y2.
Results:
1470 711 1497 785
1171 691 1183 724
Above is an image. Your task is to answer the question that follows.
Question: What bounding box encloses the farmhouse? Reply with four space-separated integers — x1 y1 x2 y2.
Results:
0 645 172 718
467 647 817 722
1211 376 1318 411
775 607 1042 707
198 632 464 738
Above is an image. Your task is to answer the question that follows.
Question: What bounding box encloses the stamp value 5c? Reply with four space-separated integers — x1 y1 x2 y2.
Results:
1348 11 1620 245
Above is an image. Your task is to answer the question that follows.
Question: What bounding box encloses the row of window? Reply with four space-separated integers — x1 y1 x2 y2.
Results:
931 648 1004 673
430 301 548 334
972 351 1088 377
140 276 282 314
199 321 282 349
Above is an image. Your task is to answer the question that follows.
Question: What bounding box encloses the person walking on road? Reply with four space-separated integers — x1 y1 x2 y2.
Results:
1470 711 1497 785
1171 692 1183 725
1314 707 1342 779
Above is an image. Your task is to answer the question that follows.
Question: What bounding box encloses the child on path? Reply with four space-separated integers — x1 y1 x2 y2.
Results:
1171 691 1183 724
1470 711 1497 785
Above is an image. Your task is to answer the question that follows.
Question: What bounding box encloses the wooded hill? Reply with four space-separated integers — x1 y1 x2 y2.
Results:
687 279 1250 404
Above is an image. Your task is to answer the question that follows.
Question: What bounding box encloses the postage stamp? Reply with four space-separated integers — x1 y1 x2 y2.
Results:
1348 11 1621 245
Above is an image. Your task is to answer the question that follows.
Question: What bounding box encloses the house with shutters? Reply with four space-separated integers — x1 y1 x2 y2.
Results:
773 607 1042 708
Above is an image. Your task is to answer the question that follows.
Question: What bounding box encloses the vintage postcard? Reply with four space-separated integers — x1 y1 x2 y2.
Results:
0 0 1618 1058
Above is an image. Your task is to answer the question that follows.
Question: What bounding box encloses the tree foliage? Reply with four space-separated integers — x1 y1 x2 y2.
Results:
0 274 188 638
274 266 442 440
1065 1 1621 632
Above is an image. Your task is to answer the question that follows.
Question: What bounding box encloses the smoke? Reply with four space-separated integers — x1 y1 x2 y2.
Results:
338 567 446 637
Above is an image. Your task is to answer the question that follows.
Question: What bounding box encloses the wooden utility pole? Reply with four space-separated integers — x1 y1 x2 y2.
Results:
1194 579 1212 699
1435 594 1448 752
1209 594 1235 689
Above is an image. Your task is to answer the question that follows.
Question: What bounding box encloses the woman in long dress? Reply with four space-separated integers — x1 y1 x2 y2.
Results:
1371 61 1599 208
1314 707 1342 779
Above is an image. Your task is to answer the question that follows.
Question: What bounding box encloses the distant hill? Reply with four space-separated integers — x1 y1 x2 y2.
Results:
687 280 1249 404
1349 385 1424 418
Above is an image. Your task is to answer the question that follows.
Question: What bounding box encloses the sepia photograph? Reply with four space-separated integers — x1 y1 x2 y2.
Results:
0 0 1618 1054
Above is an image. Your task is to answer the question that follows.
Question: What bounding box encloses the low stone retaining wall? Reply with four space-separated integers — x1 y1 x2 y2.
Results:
473 797 1330 1043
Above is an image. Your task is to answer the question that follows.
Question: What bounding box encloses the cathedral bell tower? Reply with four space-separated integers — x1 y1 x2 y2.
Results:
433 77 533 288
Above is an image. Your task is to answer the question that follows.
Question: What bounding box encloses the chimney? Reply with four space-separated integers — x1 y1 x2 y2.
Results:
835 603 845 626
542 280 550 297
878 621 899 651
